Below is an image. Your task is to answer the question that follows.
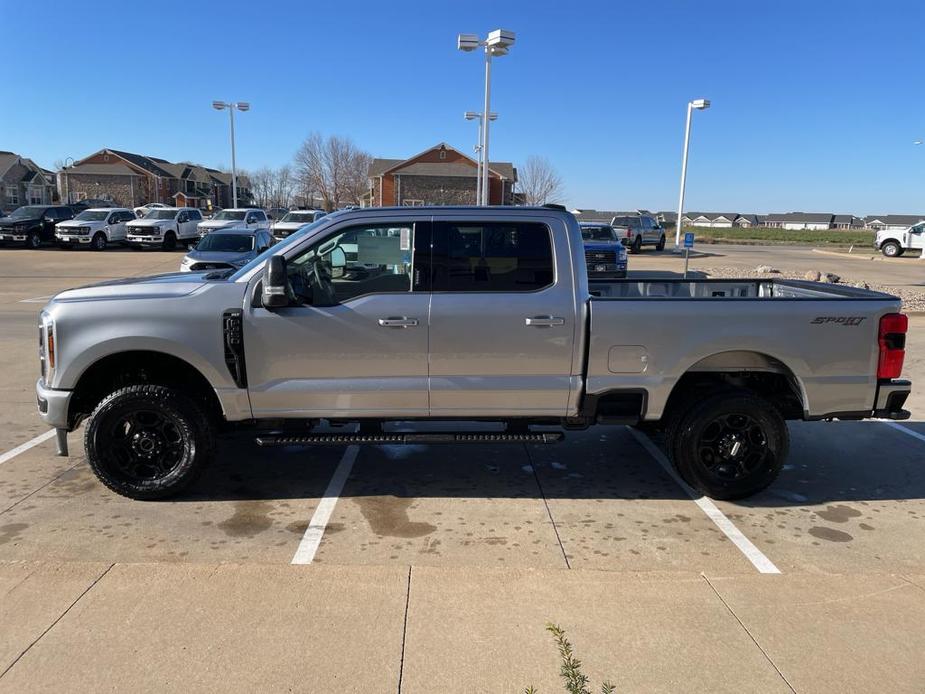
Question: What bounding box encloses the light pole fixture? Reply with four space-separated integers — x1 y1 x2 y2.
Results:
62 156 74 204
465 111 498 205
674 98 710 250
212 100 250 208
458 29 515 205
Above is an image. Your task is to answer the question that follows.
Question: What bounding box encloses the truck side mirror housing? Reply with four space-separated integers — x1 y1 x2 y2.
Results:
262 255 290 308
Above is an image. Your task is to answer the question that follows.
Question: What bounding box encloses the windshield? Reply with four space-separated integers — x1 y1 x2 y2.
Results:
281 211 318 223
581 226 616 241
148 209 178 220
7 206 46 220
196 234 254 253
230 215 335 281
213 210 247 221
75 210 109 221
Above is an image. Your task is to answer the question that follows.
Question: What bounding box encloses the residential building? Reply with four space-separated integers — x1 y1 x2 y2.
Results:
57 149 252 210
0 151 57 213
734 214 764 227
684 212 738 228
863 215 925 232
367 143 516 207
763 213 834 230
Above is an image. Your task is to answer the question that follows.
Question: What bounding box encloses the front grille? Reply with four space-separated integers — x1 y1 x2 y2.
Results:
128 227 158 237
191 262 233 272
585 249 617 264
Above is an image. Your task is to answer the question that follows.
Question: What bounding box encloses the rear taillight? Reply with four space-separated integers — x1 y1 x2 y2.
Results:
877 313 907 379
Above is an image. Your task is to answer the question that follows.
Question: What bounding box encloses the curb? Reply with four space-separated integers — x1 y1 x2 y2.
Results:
810 248 882 261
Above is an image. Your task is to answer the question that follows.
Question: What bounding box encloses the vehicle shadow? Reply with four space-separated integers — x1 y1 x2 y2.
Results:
175 421 925 506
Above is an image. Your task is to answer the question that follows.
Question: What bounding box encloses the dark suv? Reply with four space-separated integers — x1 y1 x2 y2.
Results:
0 205 75 248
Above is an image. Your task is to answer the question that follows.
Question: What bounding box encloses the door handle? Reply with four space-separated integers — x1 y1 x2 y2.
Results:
525 316 565 327
378 317 419 328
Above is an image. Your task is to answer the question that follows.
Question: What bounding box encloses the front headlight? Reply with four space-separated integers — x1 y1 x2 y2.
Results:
39 312 55 381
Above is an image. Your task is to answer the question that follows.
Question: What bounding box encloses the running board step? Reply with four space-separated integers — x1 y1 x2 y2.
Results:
255 432 564 447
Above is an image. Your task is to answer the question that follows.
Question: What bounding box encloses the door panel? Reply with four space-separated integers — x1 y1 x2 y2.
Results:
427 218 577 416
245 219 431 418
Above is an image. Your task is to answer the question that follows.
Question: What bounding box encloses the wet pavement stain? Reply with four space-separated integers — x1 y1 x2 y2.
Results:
809 526 854 542
815 505 863 523
354 496 437 538
0 523 28 545
217 501 274 537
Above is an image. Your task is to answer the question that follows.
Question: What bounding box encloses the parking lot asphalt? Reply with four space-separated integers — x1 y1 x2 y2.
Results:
1 245 924 692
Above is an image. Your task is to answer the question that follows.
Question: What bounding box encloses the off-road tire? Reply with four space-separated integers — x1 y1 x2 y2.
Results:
84 384 214 500
669 392 788 499
162 231 177 251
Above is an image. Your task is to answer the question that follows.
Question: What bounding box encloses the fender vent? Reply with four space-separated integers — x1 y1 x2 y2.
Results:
223 309 247 388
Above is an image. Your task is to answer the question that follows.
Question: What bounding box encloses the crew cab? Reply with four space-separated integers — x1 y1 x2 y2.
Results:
611 214 666 253
56 208 136 250
35 207 911 501
875 222 925 257
197 208 269 236
0 205 75 248
271 209 327 240
580 222 628 278
125 207 203 250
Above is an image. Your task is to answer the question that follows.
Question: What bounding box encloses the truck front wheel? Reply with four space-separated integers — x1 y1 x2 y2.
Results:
881 241 902 257
668 392 788 499
84 384 214 500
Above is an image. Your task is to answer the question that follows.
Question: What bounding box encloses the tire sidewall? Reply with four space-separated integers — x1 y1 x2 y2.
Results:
27 232 41 249
672 394 788 500
883 242 899 257
85 385 211 499
92 232 107 250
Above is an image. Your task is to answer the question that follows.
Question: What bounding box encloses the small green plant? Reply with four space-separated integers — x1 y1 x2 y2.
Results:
524 623 615 694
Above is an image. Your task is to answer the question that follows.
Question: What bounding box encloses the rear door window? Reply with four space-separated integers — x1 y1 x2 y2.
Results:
431 221 554 292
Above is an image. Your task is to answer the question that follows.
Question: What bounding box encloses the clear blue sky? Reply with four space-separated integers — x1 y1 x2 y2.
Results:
2 0 923 214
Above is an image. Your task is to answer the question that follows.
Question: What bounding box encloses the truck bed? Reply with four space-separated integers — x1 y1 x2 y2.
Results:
584 278 903 420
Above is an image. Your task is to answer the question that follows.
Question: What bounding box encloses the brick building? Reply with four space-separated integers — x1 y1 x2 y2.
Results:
367 143 516 207
57 149 251 210
0 152 57 213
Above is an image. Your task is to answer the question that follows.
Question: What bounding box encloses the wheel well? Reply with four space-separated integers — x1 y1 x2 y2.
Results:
664 369 805 422
68 351 222 428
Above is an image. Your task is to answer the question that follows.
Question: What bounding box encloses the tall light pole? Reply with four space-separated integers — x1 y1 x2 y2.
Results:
62 156 74 205
465 111 497 205
674 98 711 249
212 100 250 208
458 29 515 206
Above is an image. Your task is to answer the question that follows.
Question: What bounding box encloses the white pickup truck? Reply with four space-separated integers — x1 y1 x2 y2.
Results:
56 208 136 250
875 221 925 257
125 207 203 250
35 206 911 501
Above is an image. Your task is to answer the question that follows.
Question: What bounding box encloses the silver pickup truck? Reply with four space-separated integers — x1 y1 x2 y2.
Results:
35 206 912 501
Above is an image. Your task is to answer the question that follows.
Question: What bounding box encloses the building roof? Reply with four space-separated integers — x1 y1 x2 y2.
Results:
0 152 50 183
863 214 925 225
832 214 854 225
71 149 245 186
67 163 140 176
369 143 515 181
764 212 834 224
685 212 739 221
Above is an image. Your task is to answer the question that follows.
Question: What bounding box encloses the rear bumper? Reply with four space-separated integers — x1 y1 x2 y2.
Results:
36 378 72 430
874 378 912 420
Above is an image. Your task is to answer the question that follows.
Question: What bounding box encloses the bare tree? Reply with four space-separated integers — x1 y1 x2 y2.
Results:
294 133 371 210
517 155 565 206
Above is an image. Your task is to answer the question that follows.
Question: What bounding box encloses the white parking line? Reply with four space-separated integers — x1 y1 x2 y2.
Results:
290 445 359 565
627 427 781 574
0 430 56 466
18 295 52 303
882 421 925 444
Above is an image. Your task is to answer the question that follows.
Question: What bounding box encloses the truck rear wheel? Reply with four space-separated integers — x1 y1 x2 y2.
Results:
668 392 788 499
631 235 642 254
84 384 214 500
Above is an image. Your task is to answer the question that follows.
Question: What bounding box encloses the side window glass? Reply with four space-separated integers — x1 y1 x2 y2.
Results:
433 221 554 292
286 223 416 306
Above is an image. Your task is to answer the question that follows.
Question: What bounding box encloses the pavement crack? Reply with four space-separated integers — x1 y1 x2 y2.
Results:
0 461 82 516
0 562 115 681
899 575 925 594
701 575 797 693
397 565 412 694
523 444 571 570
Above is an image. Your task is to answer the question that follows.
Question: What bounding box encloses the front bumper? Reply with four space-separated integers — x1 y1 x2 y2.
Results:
0 232 28 242
874 378 912 420
126 236 163 245
56 234 92 244
36 378 73 430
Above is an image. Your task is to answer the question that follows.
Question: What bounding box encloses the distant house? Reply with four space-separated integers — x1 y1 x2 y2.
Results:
573 209 654 223
367 143 516 207
58 149 251 210
831 214 865 230
684 212 739 228
656 211 677 226
863 215 925 232
0 151 57 213
763 213 834 230
734 214 763 227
